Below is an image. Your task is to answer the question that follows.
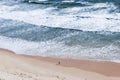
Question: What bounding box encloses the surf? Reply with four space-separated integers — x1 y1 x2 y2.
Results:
0 18 120 61
0 0 120 32
0 0 120 62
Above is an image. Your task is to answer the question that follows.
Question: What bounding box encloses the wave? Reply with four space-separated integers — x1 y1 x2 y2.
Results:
0 18 120 45
0 1 120 32
28 0 120 7
0 0 120 61
0 33 120 61
28 0 120 3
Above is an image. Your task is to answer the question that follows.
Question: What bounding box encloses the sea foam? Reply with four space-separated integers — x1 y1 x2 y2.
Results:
0 1 120 32
0 0 120 62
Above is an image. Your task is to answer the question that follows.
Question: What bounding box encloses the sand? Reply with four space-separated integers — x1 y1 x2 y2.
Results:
0 48 120 80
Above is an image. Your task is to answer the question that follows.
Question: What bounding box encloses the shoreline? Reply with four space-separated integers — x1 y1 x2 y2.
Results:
1 48 120 77
0 48 120 80
21 54 120 77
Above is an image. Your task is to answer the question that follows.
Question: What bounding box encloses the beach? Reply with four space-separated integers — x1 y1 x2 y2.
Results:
0 0 120 80
0 48 120 80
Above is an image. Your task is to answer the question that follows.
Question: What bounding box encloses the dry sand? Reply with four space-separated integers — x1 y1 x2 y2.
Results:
0 48 120 80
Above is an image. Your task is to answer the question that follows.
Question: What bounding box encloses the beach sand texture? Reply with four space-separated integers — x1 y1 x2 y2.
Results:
0 49 120 80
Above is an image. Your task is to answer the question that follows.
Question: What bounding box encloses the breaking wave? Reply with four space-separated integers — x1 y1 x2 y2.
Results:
0 0 120 61
0 18 120 61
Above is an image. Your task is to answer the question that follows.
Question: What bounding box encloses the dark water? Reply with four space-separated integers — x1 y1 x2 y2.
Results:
26 0 119 8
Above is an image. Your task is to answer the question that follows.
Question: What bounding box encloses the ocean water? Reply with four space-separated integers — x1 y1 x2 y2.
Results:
0 0 120 61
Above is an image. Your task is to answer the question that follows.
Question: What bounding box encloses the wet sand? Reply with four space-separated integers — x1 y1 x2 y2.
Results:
0 48 120 80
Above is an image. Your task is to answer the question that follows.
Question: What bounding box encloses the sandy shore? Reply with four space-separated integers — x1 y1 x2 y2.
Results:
0 49 120 80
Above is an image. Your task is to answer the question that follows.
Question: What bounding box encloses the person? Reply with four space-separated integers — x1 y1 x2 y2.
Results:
56 61 61 65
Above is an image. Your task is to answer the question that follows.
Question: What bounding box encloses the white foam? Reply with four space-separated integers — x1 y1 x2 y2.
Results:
0 2 120 32
110 60 120 63
0 35 120 61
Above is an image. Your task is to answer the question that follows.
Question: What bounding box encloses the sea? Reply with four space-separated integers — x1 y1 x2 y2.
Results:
0 0 120 62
